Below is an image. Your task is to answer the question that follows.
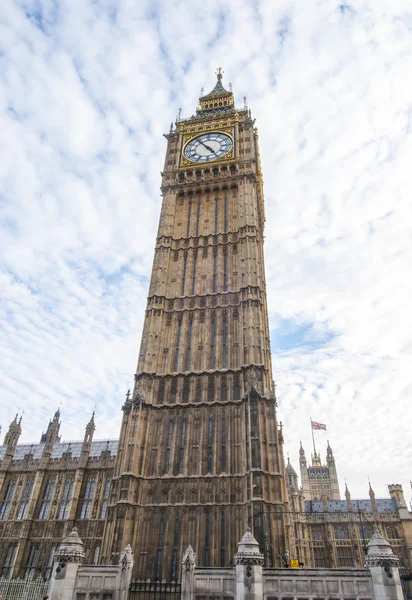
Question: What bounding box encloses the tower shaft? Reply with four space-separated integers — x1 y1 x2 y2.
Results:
102 76 289 578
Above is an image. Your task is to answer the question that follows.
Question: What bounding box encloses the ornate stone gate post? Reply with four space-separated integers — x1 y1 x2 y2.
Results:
365 532 404 600
234 529 264 600
49 527 85 600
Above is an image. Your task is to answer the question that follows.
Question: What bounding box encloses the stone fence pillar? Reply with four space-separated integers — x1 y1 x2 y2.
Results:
365 532 404 600
48 527 85 600
181 545 196 600
118 544 134 600
234 529 264 600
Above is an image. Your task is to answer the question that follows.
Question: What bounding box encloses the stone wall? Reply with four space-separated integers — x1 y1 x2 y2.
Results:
263 568 373 600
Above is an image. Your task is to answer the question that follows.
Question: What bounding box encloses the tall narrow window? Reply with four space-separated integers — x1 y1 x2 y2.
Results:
25 543 40 579
204 513 210 566
223 251 227 292
222 315 227 368
195 202 200 236
2 545 16 577
186 320 193 371
165 419 174 473
93 545 100 565
214 198 219 234
80 478 95 519
207 414 213 473
179 414 187 473
174 318 182 371
39 479 55 520
0 481 16 520
171 519 180 580
156 517 165 580
210 316 216 369
191 253 197 295
45 546 55 580
58 478 74 519
17 480 33 520
186 202 192 238
100 477 111 519
221 414 226 473
224 197 227 232
212 248 217 292
220 512 225 566
181 253 188 296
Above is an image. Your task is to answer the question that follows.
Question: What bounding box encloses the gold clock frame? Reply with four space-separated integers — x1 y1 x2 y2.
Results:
180 126 235 167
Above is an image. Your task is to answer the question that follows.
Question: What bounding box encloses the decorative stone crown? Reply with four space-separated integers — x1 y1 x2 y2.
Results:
234 528 264 566
365 531 400 568
55 527 85 563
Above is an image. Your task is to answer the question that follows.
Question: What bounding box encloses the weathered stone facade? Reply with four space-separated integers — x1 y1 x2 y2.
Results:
0 412 115 578
286 446 412 579
100 73 290 579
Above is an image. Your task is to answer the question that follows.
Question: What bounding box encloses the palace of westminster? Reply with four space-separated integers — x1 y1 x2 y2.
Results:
0 72 411 582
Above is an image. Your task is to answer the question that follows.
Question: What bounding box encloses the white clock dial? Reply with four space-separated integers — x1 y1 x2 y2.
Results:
184 132 233 163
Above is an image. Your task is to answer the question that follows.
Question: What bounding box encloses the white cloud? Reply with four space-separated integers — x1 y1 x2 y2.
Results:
0 0 411 501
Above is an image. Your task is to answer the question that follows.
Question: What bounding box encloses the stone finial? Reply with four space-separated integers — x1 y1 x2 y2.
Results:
120 544 134 570
234 529 264 566
55 527 85 563
365 532 400 568
182 545 196 571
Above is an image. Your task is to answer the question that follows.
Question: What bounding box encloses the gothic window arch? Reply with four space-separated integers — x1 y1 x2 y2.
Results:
0 481 16 520
2 544 17 577
39 479 55 520
80 477 96 519
45 546 56 580
100 477 112 519
58 478 74 520
17 480 33 520
25 543 40 579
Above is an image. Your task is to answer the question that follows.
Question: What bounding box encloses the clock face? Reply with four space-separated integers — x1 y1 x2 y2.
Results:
183 132 233 163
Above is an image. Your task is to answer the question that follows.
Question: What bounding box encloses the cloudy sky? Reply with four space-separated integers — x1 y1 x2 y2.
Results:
1 0 411 501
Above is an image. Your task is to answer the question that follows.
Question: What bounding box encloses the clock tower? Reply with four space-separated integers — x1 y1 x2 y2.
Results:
101 70 290 578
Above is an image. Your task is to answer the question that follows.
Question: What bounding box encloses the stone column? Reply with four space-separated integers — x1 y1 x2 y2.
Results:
234 529 264 600
365 532 404 600
181 545 196 600
48 527 85 600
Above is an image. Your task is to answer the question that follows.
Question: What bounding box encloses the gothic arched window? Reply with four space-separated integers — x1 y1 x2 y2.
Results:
39 479 55 519
80 478 95 519
0 481 16 520
17 480 33 520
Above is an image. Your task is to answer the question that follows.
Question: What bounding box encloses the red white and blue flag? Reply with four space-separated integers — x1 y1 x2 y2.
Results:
311 421 327 431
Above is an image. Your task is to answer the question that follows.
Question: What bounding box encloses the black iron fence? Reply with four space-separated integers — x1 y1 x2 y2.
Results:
129 580 181 600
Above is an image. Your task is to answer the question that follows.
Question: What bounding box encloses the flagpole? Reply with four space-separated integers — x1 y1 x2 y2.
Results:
310 417 317 456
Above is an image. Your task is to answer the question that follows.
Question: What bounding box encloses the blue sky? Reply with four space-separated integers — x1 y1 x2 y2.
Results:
1 0 412 499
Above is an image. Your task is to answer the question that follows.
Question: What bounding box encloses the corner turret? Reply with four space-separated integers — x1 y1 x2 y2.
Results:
3 414 22 459
345 481 353 511
81 411 96 459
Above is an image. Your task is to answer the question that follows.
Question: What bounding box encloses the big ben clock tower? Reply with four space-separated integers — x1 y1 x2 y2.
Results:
102 70 290 578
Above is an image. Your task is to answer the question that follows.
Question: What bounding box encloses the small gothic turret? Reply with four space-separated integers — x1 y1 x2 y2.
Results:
299 441 307 466
40 408 61 444
369 480 378 512
388 484 407 508
84 411 95 445
3 414 22 458
286 456 299 490
81 411 96 459
326 440 334 464
345 481 353 511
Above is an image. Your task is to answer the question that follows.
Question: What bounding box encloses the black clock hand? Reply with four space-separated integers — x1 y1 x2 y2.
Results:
200 142 219 156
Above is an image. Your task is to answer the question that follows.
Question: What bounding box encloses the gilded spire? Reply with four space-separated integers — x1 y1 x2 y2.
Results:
197 69 235 116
